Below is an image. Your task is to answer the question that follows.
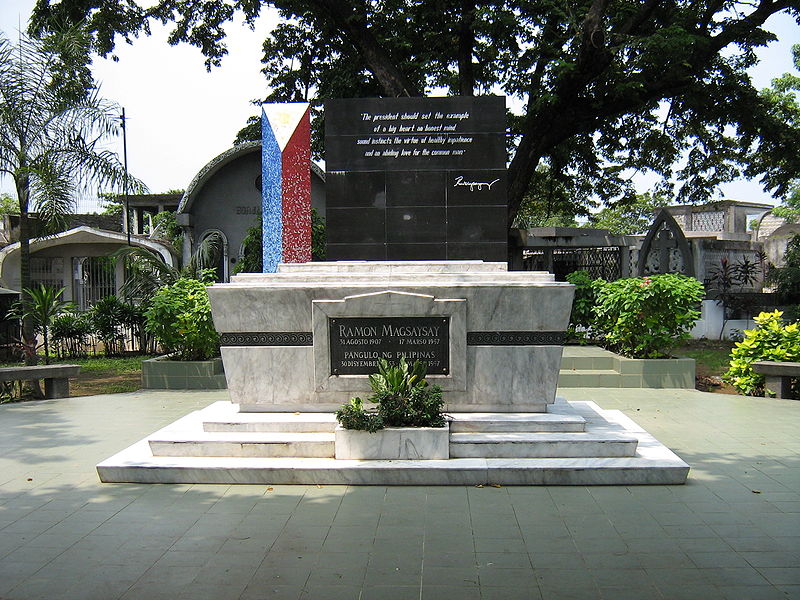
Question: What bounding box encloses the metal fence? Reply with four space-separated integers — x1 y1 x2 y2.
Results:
73 256 117 311
521 247 624 281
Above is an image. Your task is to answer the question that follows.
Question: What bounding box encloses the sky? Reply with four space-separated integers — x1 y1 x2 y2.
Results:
0 1 798 212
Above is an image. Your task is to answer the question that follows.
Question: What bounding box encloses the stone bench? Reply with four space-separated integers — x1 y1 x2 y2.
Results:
751 361 800 399
0 364 81 399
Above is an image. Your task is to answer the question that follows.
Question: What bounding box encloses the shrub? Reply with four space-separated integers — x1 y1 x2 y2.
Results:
145 278 219 361
768 234 800 305
8 285 75 364
335 357 445 431
88 296 127 356
335 397 384 432
119 301 152 354
724 310 800 397
51 312 92 359
565 270 603 341
593 273 704 358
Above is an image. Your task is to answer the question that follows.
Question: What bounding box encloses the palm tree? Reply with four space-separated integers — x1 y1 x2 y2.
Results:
7 285 74 364
0 30 143 364
113 231 223 300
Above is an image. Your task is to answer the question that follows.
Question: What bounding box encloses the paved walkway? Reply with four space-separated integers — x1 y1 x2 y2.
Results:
0 388 798 600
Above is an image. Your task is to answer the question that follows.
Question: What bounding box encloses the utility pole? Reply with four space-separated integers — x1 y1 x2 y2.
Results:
121 108 131 245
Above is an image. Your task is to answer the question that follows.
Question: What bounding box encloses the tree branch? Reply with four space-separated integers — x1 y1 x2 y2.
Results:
298 0 420 97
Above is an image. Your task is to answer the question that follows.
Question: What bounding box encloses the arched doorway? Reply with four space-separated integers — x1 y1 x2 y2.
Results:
197 229 229 282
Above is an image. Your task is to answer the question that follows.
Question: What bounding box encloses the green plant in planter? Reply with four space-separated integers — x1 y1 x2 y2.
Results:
335 357 445 431
335 397 384 432
725 310 800 397
145 277 220 361
593 273 704 359
565 270 604 342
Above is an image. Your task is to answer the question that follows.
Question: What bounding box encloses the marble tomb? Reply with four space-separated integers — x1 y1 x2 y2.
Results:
97 260 690 485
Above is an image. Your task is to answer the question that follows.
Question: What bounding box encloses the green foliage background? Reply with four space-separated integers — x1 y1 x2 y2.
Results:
145 278 220 361
725 311 800 397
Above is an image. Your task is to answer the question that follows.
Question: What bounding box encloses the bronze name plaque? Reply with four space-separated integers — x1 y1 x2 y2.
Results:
329 317 449 375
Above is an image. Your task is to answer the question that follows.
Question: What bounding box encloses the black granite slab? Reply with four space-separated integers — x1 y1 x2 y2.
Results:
329 316 450 375
325 96 508 261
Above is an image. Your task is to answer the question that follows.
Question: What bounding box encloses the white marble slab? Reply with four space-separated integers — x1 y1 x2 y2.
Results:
449 431 638 458
449 412 585 433
149 431 335 458
277 260 509 274
209 261 573 413
204 412 337 432
335 425 449 460
96 399 690 485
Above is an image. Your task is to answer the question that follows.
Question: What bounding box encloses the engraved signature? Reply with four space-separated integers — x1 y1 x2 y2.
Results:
453 175 500 191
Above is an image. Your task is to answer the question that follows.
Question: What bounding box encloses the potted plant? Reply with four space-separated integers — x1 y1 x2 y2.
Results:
141 277 225 389
334 357 449 459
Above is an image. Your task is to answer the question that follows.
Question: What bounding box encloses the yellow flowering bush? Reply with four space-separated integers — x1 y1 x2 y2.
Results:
724 311 800 397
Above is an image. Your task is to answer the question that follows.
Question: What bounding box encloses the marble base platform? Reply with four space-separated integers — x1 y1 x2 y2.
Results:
97 399 689 485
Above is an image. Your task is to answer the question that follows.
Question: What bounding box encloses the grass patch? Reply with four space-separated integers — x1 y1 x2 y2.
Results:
674 340 736 393
0 355 155 398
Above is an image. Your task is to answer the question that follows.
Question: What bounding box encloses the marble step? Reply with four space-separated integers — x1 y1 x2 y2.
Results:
558 369 621 387
98 454 689 486
149 432 335 458
97 400 690 485
204 413 337 433
449 413 585 433
276 261 508 274
449 432 638 458
560 356 617 371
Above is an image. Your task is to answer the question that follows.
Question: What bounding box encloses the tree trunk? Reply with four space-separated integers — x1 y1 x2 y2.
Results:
303 0 421 97
16 177 38 367
457 0 476 96
43 329 50 365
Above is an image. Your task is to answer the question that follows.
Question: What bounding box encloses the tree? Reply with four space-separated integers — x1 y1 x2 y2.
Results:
768 234 800 312
0 193 19 215
0 31 142 364
113 232 223 300
588 193 669 235
29 1 800 227
773 182 800 223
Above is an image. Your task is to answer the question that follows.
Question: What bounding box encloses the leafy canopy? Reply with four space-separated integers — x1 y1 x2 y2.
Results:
28 0 800 226
0 28 142 363
725 310 800 397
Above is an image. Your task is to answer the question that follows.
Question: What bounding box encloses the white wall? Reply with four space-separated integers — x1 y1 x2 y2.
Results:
691 300 755 341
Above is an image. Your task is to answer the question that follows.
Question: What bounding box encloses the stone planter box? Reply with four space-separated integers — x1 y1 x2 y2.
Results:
560 346 696 388
142 356 227 390
335 424 450 460
616 356 696 388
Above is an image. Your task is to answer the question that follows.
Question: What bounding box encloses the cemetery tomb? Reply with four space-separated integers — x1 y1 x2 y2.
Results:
98 260 689 485
96 96 689 485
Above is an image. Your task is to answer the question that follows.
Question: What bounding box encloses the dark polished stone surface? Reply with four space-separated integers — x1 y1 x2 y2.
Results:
386 243 447 260
446 170 507 206
329 316 450 375
386 207 446 243
326 243 387 261
326 208 385 244
326 171 386 208
325 96 507 261
446 206 507 242
386 171 446 206
447 242 507 261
